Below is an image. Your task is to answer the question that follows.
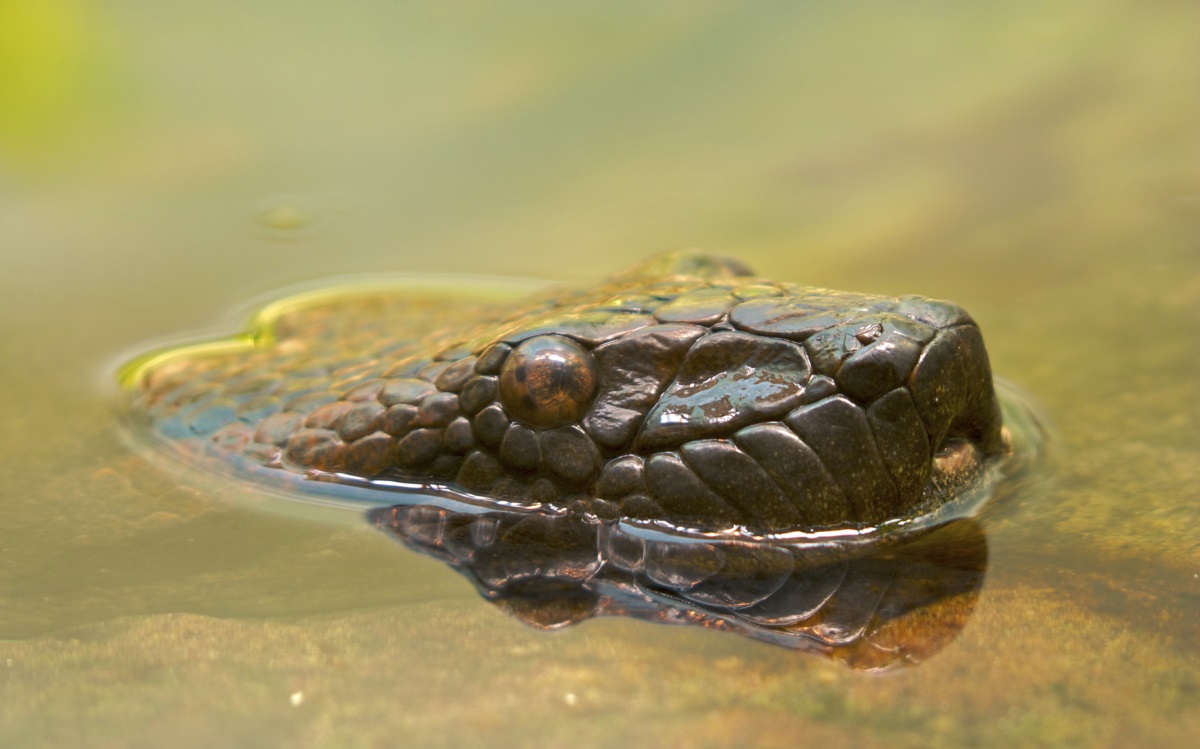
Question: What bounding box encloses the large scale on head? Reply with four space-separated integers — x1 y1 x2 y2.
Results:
122 250 1034 551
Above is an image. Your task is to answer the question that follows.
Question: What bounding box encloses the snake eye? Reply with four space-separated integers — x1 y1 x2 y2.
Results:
499 335 597 428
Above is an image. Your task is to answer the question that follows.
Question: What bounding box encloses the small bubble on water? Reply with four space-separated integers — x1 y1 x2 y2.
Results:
257 195 319 238
563 692 578 707
262 205 310 230
290 691 304 707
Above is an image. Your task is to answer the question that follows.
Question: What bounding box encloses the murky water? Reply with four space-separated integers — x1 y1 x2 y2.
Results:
1 1 1197 747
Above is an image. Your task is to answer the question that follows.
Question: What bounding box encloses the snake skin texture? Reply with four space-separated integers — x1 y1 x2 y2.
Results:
124 251 1008 535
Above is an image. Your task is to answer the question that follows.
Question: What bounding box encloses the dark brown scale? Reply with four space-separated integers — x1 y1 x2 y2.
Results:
336 400 385 442
341 378 386 402
529 477 561 502
416 392 461 428
619 494 664 520
653 288 735 325
382 404 419 436
379 378 435 407
284 428 345 470
492 477 529 501
443 417 475 454
730 297 859 341
908 325 1001 451
396 428 442 467
304 401 355 430
474 343 512 375
799 374 838 404
642 452 740 527
435 357 477 392
679 439 804 531
804 322 869 377
429 454 464 479
499 424 541 470
457 451 504 492
637 331 812 450
836 331 923 403
594 455 645 499
581 324 706 450
459 376 497 415
343 432 396 476
866 388 933 501
539 425 602 487
471 405 510 447
732 422 849 527
784 396 900 522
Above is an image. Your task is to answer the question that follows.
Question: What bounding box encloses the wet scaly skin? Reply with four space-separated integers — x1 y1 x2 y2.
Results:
123 250 1017 538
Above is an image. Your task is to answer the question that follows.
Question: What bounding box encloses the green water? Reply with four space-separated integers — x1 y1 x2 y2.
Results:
1 1 1197 747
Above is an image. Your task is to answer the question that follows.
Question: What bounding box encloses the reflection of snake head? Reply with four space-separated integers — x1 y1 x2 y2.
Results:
125 249 1027 539
373 502 989 670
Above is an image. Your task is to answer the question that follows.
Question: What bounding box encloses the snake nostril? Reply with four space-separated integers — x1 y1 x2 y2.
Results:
498 335 598 429
929 439 984 494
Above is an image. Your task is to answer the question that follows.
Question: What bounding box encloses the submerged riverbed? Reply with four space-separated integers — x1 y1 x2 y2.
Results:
1 1 1197 747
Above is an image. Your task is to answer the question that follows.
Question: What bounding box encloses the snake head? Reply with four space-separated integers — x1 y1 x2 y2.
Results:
124 251 1008 537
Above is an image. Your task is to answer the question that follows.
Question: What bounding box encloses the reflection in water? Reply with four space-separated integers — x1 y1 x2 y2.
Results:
372 502 988 671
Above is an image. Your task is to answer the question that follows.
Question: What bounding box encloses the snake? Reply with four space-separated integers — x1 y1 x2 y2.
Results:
121 250 1034 545
119 250 1043 662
